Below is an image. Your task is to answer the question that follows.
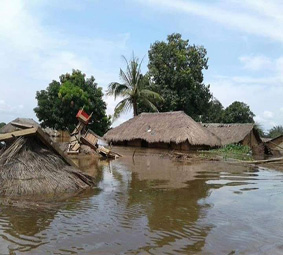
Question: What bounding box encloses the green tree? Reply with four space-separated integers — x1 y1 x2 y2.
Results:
202 98 224 123
268 125 283 138
144 33 211 120
222 101 255 123
107 55 163 119
34 69 111 136
0 122 6 129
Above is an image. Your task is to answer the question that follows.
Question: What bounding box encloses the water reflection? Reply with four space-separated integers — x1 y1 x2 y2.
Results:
0 147 283 254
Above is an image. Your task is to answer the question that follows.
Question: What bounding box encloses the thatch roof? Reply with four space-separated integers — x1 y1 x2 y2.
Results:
0 126 95 197
0 118 39 134
202 123 256 145
104 111 221 147
261 137 272 143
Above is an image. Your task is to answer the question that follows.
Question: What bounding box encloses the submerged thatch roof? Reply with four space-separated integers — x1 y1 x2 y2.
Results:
0 124 95 197
0 118 39 134
104 111 221 147
202 123 256 145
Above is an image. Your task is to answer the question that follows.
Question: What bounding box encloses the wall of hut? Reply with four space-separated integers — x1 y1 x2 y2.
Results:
111 139 211 151
241 130 265 156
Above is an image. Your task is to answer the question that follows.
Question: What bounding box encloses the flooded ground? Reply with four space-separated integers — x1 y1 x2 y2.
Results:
1 147 283 254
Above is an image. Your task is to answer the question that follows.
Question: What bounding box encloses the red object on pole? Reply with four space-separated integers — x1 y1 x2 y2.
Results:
76 109 91 125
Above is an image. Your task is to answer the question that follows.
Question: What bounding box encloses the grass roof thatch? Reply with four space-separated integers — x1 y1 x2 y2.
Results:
104 111 221 147
0 118 39 134
261 137 272 143
0 136 95 197
202 123 257 145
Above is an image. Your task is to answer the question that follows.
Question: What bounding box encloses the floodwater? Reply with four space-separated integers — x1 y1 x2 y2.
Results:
1 147 283 254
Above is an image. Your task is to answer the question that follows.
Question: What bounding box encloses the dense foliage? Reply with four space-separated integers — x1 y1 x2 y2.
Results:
141 33 211 120
0 122 6 129
107 55 163 119
268 125 283 138
202 98 224 123
201 100 255 124
222 101 255 123
34 70 111 136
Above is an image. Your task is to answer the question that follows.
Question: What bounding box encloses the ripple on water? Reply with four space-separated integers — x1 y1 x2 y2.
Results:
1 156 283 254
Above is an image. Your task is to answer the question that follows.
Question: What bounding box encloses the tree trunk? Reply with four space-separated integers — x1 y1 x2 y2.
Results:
133 101 138 116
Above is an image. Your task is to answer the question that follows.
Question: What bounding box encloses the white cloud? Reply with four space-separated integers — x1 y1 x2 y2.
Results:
239 56 272 71
136 0 283 42
209 75 283 130
0 0 131 123
0 100 24 115
263 111 274 119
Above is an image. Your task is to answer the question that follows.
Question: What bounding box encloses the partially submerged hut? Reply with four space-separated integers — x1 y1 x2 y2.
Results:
0 123 95 198
104 111 221 150
265 135 283 156
0 118 39 134
202 123 264 154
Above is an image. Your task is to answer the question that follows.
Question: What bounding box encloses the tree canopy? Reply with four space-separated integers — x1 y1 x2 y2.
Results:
202 98 224 123
222 101 255 123
107 55 163 119
0 122 6 129
34 70 111 136
142 33 211 120
268 125 283 138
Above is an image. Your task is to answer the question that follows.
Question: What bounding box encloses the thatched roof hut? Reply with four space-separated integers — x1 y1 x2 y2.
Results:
0 118 39 134
202 123 258 145
104 111 221 150
265 135 283 156
202 123 264 155
0 125 95 198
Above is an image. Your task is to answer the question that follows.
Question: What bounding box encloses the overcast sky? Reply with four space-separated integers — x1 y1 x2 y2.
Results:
1 0 283 131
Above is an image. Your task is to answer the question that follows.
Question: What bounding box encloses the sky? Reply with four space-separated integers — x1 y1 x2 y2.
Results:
1 0 283 132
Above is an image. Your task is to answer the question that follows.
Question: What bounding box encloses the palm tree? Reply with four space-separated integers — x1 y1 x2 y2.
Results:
107 54 163 119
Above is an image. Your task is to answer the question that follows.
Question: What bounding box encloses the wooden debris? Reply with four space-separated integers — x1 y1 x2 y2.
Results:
11 122 34 129
0 126 77 167
81 130 98 151
0 128 37 142
242 157 283 164
97 146 120 159
67 109 120 159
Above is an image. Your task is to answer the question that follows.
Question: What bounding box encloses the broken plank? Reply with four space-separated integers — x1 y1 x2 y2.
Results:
0 128 37 142
11 122 35 129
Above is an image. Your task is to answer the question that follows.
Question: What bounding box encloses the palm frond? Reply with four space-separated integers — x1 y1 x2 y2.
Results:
113 97 132 120
140 89 164 102
106 82 129 99
140 98 159 112
136 55 145 85
122 55 134 88
119 69 131 87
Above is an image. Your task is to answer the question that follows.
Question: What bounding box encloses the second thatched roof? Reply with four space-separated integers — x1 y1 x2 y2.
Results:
104 111 221 147
202 123 257 145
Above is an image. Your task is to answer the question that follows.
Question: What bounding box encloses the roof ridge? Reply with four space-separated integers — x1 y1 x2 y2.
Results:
140 111 184 115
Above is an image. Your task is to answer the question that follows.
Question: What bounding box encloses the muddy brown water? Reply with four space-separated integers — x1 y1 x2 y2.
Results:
1 147 283 254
